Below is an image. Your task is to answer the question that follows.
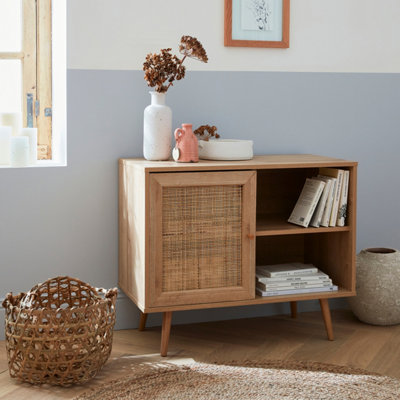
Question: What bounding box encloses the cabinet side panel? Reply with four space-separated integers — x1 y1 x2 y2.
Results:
348 166 357 292
119 162 146 309
119 161 128 293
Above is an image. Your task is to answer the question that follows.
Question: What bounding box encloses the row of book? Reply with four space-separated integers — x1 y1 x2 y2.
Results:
288 167 349 228
256 263 338 297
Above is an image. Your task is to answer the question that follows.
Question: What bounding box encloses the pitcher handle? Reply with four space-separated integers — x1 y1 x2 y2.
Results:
174 128 185 142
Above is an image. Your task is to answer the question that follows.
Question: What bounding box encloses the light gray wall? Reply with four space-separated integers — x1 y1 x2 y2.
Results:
1 70 399 339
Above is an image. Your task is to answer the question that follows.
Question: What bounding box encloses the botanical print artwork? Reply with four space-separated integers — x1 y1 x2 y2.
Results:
241 0 273 31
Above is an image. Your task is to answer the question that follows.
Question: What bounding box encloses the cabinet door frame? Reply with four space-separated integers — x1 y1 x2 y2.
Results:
149 171 256 307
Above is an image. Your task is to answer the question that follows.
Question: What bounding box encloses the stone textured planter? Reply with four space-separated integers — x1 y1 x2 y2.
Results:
349 248 400 325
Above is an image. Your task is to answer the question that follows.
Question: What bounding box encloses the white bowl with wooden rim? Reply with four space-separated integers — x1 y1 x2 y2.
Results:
198 139 253 161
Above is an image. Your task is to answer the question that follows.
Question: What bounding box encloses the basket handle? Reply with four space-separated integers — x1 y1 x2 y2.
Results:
97 287 118 302
28 276 98 294
2 292 26 309
2 293 12 308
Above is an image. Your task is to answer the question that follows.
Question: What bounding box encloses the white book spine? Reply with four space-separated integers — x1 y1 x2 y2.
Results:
256 267 319 278
319 177 336 227
288 179 325 228
256 274 331 284
257 280 333 290
329 170 344 227
256 285 339 297
305 181 325 227
310 179 332 227
337 170 349 226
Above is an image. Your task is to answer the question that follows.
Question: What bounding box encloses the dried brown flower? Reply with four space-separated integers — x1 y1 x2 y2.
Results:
143 48 185 93
194 125 220 141
143 35 208 93
179 36 208 63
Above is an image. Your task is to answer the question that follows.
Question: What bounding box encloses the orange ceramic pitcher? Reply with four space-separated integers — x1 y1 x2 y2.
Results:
173 123 199 163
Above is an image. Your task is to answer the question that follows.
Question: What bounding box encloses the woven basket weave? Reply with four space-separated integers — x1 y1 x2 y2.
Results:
2 276 118 386
162 185 243 292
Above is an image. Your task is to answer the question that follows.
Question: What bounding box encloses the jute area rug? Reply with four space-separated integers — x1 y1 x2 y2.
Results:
74 360 400 400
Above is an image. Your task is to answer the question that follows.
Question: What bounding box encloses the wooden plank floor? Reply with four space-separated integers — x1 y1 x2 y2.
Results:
1 309 400 399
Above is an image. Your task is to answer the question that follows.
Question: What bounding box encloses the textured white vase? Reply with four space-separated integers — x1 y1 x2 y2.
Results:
143 92 172 161
348 248 400 325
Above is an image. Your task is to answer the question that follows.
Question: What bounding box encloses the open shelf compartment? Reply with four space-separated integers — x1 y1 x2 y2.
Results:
256 167 355 235
256 232 355 294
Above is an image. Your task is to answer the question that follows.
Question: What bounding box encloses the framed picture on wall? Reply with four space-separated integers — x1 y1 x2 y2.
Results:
224 0 290 48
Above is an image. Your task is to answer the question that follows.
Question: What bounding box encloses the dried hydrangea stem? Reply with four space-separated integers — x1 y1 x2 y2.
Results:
166 55 187 90
143 35 207 93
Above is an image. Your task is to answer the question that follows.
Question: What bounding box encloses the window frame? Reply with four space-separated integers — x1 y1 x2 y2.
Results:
0 0 53 160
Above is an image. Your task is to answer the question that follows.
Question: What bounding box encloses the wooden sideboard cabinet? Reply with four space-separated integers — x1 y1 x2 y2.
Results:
119 155 357 356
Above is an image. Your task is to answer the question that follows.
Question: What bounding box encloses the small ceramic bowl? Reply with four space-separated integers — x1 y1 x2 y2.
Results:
198 139 253 161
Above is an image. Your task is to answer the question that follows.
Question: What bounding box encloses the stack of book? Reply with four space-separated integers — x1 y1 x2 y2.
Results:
256 263 338 297
288 167 350 228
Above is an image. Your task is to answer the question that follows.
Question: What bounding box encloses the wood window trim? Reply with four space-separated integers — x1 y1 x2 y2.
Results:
22 0 37 140
36 0 52 159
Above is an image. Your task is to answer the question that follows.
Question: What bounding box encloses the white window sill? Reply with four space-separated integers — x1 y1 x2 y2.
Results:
0 160 66 168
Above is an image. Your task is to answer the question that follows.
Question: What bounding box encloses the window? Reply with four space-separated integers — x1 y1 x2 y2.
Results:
0 0 53 160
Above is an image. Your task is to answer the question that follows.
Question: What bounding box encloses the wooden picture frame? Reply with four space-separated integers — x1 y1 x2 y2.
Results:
224 0 290 48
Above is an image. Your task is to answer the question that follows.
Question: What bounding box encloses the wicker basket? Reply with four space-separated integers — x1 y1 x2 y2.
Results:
2 276 118 386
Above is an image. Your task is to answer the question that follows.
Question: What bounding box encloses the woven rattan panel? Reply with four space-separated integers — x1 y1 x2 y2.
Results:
162 185 242 292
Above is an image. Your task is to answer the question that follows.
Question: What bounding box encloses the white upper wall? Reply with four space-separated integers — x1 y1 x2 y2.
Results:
67 0 400 73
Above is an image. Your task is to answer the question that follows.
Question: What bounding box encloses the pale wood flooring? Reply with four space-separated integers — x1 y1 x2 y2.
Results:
1 309 400 399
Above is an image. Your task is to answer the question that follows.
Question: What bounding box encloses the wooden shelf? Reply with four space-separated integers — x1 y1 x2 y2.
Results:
256 214 351 236
136 287 355 313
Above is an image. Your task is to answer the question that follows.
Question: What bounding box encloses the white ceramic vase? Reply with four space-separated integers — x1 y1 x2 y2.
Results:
143 92 172 161
348 248 400 325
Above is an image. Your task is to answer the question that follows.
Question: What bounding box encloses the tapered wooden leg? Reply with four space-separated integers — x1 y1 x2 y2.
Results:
319 298 334 341
138 312 147 331
160 311 173 357
290 301 297 318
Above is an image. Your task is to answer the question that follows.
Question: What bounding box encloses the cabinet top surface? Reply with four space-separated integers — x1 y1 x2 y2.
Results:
120 154 357 172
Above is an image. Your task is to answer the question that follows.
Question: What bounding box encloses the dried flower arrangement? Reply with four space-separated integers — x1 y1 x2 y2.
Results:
143 36 208 93
194 125 220 141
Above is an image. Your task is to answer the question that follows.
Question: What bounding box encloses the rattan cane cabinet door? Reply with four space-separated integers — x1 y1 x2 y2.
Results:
149 171 256 307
